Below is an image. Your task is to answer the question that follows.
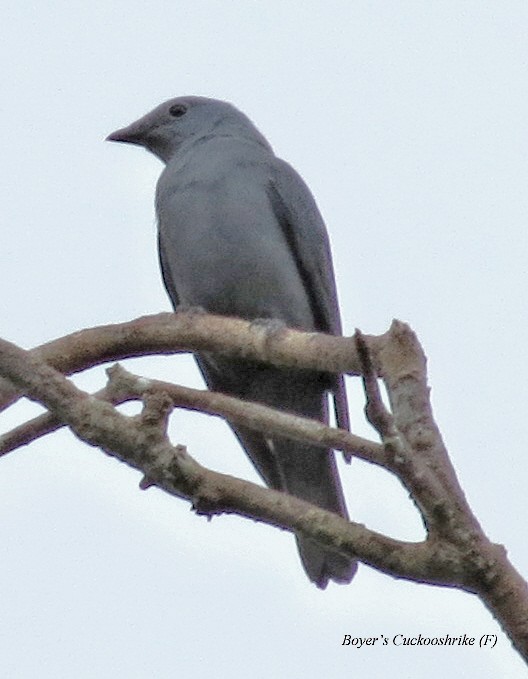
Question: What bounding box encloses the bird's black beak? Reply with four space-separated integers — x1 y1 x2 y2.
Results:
106 123 144 145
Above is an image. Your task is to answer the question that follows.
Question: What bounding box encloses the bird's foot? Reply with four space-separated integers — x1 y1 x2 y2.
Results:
249 317 287 334
175 304 207 315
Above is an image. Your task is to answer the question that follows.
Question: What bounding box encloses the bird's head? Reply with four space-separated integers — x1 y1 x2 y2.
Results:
106 96 269 162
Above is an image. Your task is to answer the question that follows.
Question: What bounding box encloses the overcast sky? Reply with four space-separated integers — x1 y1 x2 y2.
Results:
1 2 527 677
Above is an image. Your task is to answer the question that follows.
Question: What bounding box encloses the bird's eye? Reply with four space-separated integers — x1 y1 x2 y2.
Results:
169 104 187 118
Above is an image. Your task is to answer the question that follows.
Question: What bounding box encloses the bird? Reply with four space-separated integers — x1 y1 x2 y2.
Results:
107 96 357 588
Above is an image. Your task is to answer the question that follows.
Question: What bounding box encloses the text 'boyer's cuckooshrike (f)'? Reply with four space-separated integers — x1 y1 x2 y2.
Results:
107 96 357 588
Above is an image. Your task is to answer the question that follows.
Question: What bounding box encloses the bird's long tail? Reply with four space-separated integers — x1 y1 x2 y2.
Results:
197 355 357 587
271 434 357 588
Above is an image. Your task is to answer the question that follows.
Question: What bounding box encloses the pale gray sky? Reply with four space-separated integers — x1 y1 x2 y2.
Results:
1 2 527 677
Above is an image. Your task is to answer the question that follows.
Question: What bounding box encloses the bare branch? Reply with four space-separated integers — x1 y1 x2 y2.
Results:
0 410 62 455
0 363 384 465
0 311 380 412
0 383 135 456
0 334 455 584
355 328 401 442
0 316 527 661
106 363 385 466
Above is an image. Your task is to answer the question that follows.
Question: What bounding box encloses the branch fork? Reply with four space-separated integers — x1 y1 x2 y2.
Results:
0 312 526 661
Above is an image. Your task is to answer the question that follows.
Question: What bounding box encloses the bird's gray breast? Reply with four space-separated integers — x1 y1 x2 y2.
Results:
156 139 316 330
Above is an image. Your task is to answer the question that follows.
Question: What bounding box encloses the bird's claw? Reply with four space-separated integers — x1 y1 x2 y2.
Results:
249 317 287 335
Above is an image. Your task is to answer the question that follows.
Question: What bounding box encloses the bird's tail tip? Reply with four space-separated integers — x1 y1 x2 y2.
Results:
296 536 358 589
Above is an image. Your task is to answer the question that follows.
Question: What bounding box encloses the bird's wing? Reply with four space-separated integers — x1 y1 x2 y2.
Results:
158 230 180 307
267 158 350 433
159 225 287 487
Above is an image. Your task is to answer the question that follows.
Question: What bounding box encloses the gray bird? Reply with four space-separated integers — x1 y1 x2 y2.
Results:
107 96 357 588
